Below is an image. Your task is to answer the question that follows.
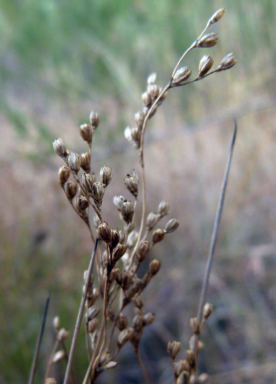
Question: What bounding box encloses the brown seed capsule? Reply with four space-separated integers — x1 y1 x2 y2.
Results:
116 315 128 331
137 240 150 263
65 181 78 200
124 170 139 198
98 222 112 243
82 173 96 194
176 371 190 384
197 33 218 48
134 111 145 129
112 243 127 262
141 91 152 107
203 303 214 320
80 152 91 172
152 228 165 243
167 341 182 360
172 67 191 84
76 196 89 211
88 318 99 333
100 166 112 187
198 373 209 384
121 201 135 224
53 316 60 331
87 306 100 320
143 313 155 326
110 229 120 250
52 350 66 364
132 314 144 331
209 8 226 24
190 317 201 334
57 328 69 341
174 360 189 377
80 123 93 144
68 152 81 173
53 138 67 157
149 259 161 275
158 201 169 217
132 295 143 309
92 182 105 205
59 166 70 186
189 374 198 384
147 84 160 99
217 53 237 70
113 195 125 211
89 111 100 128
164 219 179 233
199 55 214 77
117 328 131 348
185 349 195 367
146 212 159 231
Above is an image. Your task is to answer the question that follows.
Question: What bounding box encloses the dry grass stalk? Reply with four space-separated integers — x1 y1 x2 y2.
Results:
48 8 236 384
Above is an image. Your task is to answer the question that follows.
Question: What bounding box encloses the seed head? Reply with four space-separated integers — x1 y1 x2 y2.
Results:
174 360 190 377
112 243 127 262
149 259 161 275
185 349 195 367
124 170 139 198
88 318 99 333
146 212 159 231
176 371 190 384
80 152 91 172
113 195 125 211
76 196 89 211
190 317 201 334
68 152 81 173
152 228 165 243
82 173 96 194
117 328 131 348
89 111 100 128
172 67 191 85
53 138 67 157
134 111 145 129
143 313 155 326
100 166 112 187
199 55 214 77
167 341 181 360
164 219 179 233
209 8 226 24
132 314 143 331
203 302 214 320
65 181 78 200
87 306 100 320
141 92 152 107
110 229 120 250
147 84 160 99
59 166 70 186
57 328 69 341
91 182 105 205
137 240 150 262
217 53 236 70
147 72 157 84
97 222 112 243
80 123 93 144
121 201 135 224
158 201 169 217
197 33 218 48
116 315 128 331
52 350 66 364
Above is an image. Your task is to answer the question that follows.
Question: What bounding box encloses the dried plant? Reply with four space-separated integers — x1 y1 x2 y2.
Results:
42 8 236 384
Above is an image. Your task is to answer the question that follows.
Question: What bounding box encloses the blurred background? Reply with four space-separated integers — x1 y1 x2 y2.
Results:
1 0 276 383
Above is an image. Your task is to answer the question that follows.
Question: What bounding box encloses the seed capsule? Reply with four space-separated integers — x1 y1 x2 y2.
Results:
117 328 131 348
199 55 214 77
143 313 155 326
152 228 165 243
121 201 135 224
91 182 105 205
80 123 93 144
149 259 161 275
218 53 237 70
164 219 179 233
124 171 139 198
89 111 100 128
158 201 169 217
172 67 191 85
68 152 81 173
53 138 67 157
167 340 181 360
197 33 218 48
65 181 78 200
52 350 66 364
100 166 112 187
59 166 70 186
203 303 214 320
209 8 226 24
80 152 91 172
57 328 69 341
146 212 159 230
97 222 112 243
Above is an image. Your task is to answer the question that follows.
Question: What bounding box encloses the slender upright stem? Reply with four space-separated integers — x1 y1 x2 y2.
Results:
63 239 99 384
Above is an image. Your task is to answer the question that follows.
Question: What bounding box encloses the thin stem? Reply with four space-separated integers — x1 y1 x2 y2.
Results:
135 349 151 384
28 294 50 384
44 340 59 382
63 239 99 384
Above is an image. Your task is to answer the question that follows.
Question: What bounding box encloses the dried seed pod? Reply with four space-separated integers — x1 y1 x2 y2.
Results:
176 371 190 384
112 268 123 285
146 212 159 231
190 317 201 334
45 379 57 384
88 318 99 333
97 222 112 243
197 33 218 48
121 201 135 224
189 335 204 350
91 182 105 205
124 170 139 198
87 306 100 320
185 349 195 367
167 341 181 360
217 53 236 70
59 166 70 186
209 8 225 24
112 243 127 262
52 350 66 364
107 306 115 321
152 228 165 243
89 111 100 128
110 229 120 250
149 259 161 276
164 219 179 233
199 55 214 77
76 196 89 211
203 303 214 320
117 328 131 348
198 373 209 384
147 72 157 84
53 138 67 157
132 314 143 331
100 166 112 187
174 360 189 377
116 315 128 331
137 240 150 263
80 152 91 172
57 328 69 341
172 67 191 85
147 84 160 99
132 295 143 309
143 313 155 326
158 201 169 217
53 316 60 331
189 374 198 384
113 195 125 211
65 181 78 200
124 126 138 148
141 91 152 107
104 361 118 370
82 173 96 194
80 123 93 144
134 111 145 129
